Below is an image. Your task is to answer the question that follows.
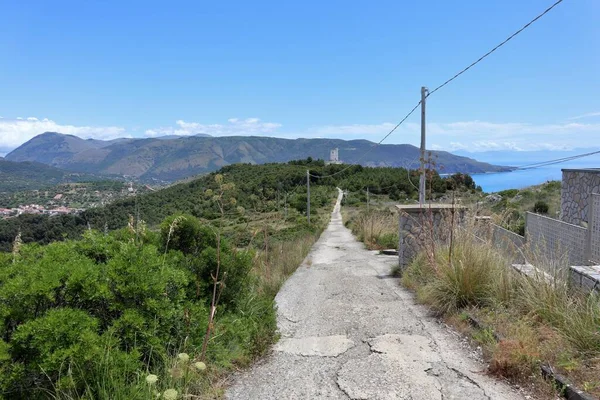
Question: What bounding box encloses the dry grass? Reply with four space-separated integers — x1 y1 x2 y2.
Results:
348 209 398 250
252 232 321 297
401 212 600 398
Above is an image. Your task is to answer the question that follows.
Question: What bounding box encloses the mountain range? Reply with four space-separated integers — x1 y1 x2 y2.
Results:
6 132 512 182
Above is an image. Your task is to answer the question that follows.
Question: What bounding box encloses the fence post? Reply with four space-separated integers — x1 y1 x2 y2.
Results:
587 193 600 265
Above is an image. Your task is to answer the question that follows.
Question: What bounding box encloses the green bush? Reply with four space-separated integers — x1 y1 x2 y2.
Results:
0 217 273 398
498 189 519 198
194 247 254 310
160 213 216 255
376 233 399 249
533 201 549 214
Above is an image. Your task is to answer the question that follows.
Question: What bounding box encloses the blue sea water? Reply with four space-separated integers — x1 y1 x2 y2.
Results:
472 158 600 193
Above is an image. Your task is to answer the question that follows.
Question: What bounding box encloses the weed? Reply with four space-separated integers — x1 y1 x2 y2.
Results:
472 328 497 346
349 209 398 250
400 206 600 397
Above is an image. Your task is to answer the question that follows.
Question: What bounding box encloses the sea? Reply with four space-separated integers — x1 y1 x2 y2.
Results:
471 158 600 193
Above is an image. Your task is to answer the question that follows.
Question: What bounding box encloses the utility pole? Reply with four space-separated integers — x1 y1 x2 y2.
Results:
366 187 369 213
306 170 310 225
284 192 288 219
419 86 428 206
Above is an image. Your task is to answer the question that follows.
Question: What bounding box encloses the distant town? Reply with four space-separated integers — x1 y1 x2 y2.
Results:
0 204 82 218
0 181 156 219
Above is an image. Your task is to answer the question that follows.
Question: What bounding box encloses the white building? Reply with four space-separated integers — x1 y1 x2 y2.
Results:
330 148 339 162
327 148 342 165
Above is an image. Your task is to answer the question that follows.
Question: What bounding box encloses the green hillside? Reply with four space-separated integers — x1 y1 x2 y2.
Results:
0 160 472 251
0 158 107 193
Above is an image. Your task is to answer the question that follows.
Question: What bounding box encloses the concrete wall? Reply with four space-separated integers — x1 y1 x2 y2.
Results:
561 169 600 226
397 205 466 268
526 212 588 266
570 265 600 293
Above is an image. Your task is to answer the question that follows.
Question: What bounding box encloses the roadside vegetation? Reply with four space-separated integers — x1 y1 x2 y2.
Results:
0 161 483 398
401 229 600 398
343 172 480 251
0 161 334 399
344 178 599 398
480 180 562 235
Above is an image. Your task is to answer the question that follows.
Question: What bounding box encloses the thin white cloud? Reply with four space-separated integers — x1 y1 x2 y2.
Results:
0 117 128 149
145 118 282 137
425 121 600 152
302 120 600 152
568 111 600 121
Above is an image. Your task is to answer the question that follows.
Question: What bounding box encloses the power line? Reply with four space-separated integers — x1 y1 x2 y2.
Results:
309 100 422 179
311 1 565 181
427 0 564 97
514 149 600 170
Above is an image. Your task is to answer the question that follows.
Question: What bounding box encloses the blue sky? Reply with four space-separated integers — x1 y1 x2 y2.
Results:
0 0 599 153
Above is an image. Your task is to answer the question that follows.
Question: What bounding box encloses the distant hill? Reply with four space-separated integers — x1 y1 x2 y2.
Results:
6 132 511 182
0 158 112 193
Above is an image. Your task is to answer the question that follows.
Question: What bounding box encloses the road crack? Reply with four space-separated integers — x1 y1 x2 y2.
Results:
449 367 491 400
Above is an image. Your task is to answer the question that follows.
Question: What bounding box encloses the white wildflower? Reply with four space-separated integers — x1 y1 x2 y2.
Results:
194 361 207 371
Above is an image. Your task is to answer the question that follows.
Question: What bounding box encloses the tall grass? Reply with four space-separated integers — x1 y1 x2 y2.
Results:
349 209 398 250
402 212 600 395
423 240 512 314
253 231 322 297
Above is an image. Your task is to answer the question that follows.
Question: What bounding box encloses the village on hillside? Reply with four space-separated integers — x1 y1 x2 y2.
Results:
0 181 155 219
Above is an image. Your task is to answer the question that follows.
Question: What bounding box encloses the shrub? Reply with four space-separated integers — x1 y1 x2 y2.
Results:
11 309 100 385
160 214 216 255
407 235 512 314
377 232 399 249
533 201 549 214
498 189 519 198
194 247 254 309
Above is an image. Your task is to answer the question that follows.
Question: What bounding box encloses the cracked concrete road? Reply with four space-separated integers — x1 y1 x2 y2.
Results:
227 189 522 400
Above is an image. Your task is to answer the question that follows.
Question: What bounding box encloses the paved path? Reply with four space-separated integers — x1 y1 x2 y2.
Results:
227 189 522 400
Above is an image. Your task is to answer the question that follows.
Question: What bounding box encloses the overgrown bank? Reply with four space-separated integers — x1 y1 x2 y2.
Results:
341 178 599 398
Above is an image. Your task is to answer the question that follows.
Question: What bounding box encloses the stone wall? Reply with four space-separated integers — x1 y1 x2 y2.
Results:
526 212 588 266
397 205 466 268
561 169 600 226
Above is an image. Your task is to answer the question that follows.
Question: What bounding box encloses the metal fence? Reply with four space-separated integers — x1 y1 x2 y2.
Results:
525 212 588 266
491 224 526 264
